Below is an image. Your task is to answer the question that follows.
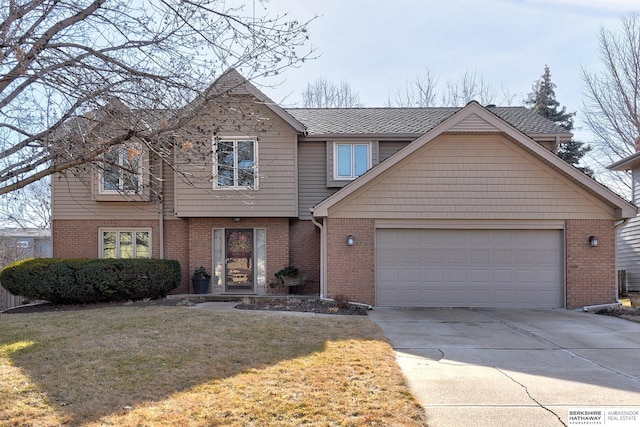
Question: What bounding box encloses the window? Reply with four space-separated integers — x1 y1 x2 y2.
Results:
100 229 150 259
214 139 257 188
334 143 370 179
101 145 142 193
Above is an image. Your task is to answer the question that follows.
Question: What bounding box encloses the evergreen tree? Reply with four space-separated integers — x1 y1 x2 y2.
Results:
527 66 593 175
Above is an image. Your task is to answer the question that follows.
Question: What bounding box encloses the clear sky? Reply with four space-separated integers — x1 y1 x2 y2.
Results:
255 0 640 144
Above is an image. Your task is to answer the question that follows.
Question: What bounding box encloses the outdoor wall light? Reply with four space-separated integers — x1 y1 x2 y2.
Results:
233 217 241 222
346 234 355 246
589 235 598 247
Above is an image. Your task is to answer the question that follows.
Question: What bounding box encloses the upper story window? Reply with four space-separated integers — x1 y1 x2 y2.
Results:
100 229 151 259
334 143 371 180
214 138 258 189
101 145 142 193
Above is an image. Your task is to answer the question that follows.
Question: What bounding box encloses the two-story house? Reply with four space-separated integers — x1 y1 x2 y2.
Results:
52 69 636 309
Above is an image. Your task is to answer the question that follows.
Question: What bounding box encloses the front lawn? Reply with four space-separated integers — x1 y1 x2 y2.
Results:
0 306 426 426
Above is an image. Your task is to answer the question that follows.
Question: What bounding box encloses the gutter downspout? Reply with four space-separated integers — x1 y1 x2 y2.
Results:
582 218 629 312
310 210 325 300
158 161 164 259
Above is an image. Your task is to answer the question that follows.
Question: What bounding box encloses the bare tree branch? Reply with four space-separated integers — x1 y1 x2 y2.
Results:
582 13 640 193
0 0 315 196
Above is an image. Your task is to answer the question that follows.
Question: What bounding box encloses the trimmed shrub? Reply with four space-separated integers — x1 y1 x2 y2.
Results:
0 258 181 304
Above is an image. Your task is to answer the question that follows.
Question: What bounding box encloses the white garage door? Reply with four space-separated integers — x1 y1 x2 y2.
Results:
376 229 564 308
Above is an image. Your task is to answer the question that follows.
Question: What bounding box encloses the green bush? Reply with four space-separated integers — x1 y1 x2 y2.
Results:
0 258 181 304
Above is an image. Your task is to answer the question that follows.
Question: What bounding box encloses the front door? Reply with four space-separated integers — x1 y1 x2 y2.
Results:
225 229 254 291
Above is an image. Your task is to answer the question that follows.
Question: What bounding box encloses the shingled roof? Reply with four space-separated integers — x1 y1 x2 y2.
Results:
286 106 571 138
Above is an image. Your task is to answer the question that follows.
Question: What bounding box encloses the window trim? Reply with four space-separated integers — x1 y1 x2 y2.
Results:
99 228 152 259
98 144 145 195
213 137 259 190
333 142 372 180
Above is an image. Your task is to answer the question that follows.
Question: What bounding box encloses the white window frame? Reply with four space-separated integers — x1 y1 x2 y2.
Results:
213 137 258 189
99 228 152 259
99 144 143 194
333 142 371 180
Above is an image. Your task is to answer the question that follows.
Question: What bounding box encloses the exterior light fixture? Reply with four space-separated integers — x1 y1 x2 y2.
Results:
589 236 598 247
233 217 241 222
346 234 355 246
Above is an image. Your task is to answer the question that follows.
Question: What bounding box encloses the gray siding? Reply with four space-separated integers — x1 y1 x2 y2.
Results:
618 217 640 292
379 141 410 162
299 142 335 219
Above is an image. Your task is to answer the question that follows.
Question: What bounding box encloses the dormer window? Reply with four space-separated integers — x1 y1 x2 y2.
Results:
100 144 142 193
334 143 371 180
214 138 258 189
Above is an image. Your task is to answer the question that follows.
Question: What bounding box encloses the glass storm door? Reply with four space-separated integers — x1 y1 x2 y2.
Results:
225 229 254 291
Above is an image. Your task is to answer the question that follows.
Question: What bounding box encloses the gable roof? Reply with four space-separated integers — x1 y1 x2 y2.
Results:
312 101 636 220
287 106 572 140
190 69 307 133
608 151 640 171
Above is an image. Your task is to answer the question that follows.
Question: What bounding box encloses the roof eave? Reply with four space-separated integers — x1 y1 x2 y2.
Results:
608 151 640 171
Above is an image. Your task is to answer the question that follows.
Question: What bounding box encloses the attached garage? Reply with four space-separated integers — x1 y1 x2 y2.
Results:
376 229 564 308
312 102 637 309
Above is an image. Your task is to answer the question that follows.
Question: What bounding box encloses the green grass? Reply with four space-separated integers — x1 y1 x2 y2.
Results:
0 306 426 426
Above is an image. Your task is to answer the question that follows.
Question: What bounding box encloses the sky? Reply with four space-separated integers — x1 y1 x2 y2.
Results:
254 0 640 144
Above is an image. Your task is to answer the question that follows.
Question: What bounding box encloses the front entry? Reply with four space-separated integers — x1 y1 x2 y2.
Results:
225 229 254 291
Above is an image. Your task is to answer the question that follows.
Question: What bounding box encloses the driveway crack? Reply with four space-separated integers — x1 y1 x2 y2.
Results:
496 368 567 426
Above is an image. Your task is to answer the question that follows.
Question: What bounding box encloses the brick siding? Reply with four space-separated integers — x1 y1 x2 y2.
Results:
325 218 375 305
53 217 290 295
566 219 617 309
288 219 320 295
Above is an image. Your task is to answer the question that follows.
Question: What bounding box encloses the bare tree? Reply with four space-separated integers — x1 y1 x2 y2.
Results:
301 78 362 108
387 69 438 107
388 69 507 107
582 13 640 193
0 0 315 196
441 70 498 107
0 177 50 228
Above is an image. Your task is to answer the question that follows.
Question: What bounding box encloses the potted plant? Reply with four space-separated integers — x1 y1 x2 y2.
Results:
274 266 302 288
192 266 211 294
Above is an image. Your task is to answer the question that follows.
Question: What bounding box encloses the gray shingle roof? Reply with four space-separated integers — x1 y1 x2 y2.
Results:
286 106 571 137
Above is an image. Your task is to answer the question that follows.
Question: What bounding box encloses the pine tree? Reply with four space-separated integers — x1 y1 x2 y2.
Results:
526 66 593 175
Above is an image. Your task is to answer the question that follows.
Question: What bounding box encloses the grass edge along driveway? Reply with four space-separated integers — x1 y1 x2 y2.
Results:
0 306 427 426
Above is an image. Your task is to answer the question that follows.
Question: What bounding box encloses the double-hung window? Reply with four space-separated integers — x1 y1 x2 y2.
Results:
100 229 151 259
101 145 142 193
334 143 371 180
214 138 257 189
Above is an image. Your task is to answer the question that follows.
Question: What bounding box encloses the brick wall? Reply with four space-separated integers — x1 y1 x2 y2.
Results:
566 219 617 309
288 219 320 295
164 220 190 293
53 217 289 295
187 217 289 292
326 218 375 305
53 219 159 259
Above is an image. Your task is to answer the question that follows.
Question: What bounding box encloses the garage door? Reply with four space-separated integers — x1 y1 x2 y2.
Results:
376 229 564 308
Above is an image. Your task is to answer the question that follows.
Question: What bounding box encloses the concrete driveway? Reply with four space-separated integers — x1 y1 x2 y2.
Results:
368 308 640 427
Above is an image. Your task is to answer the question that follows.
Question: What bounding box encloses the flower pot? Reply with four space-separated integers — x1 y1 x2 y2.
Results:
192 278 210 294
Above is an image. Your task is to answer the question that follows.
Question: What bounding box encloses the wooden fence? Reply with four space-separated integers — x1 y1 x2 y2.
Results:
0 286 24 312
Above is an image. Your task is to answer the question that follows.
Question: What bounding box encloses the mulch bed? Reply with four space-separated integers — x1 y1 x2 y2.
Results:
235 297 370 315
3 297 370 316
596 305 640 322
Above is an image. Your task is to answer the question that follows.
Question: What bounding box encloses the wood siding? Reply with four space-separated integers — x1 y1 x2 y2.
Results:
327 134 617 220
173 100 298 217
